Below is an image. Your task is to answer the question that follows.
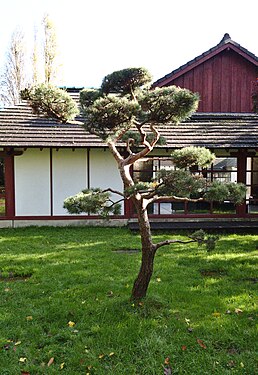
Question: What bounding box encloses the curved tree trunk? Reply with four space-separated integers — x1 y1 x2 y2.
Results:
131 199 156 300
107 144 157 301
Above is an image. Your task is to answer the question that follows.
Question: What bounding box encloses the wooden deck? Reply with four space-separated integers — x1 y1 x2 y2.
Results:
128 218 258 232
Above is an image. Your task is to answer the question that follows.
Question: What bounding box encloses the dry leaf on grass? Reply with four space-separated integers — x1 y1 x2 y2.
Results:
197 339 207 349
47 357 54 367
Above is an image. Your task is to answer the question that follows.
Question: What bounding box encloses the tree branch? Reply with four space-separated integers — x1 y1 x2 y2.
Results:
126 138 135 154
122 122 160 166
150 195 204 204
102 188 126 198
106 139 124 164
153 239 196 251
107 197 126 208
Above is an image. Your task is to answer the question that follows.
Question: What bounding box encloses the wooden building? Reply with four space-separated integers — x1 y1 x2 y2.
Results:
0 34 257 228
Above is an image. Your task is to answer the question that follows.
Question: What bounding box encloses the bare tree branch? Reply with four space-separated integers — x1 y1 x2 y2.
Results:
122 122 160 166
102 188 126 198
154 239 196 251
150 195 204 204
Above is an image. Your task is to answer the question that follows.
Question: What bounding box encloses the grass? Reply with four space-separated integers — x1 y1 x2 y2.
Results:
0 226 257 374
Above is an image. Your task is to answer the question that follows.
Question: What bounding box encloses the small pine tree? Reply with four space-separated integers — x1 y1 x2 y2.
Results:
23 68 246 300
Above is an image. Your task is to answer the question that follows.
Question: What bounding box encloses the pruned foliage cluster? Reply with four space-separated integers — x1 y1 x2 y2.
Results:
138 87 199 123
80 67 200 141
157 169 207 198
101 67 152 96
171 146 215 169
82 95 140 139
63 188 121 218
20 84 79 123
205 180 247 205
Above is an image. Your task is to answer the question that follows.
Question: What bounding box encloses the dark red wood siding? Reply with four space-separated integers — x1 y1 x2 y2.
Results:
167 49 257 113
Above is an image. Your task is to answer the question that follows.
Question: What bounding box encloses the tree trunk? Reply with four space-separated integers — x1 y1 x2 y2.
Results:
131 199 156 300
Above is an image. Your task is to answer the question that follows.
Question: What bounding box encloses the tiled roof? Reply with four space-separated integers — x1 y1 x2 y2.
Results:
0 101 257 149
153 34 258 87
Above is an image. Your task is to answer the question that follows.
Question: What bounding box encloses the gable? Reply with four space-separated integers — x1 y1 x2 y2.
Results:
153 34 258 113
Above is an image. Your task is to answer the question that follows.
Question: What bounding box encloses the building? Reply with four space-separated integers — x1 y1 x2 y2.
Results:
0 34 257 228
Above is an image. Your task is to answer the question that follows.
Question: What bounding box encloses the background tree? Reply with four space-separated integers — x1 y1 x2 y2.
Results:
0 29 27 105
23 68 246 301
43 14 58 84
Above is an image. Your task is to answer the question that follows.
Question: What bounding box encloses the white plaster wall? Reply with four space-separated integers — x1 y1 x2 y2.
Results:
15 149 51 216
89 149 124 214
52 149 87 215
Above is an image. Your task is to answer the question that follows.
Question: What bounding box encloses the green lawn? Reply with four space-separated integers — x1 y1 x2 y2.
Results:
0 227 257 374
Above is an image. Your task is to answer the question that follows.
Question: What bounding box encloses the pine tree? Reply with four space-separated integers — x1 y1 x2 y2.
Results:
23 68 246 300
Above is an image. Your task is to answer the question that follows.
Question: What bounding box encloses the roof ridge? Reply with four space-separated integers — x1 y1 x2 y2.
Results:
153 34 258 87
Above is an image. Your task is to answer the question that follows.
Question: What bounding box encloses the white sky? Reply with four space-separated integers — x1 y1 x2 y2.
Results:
0 0 257 88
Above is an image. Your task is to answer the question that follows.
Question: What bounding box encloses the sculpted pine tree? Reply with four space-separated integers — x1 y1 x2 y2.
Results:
22 68 246 300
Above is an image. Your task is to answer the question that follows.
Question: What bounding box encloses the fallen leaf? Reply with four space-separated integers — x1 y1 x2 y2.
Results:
15 341 22 346
107 290 114 297
156 278 161 282
240 362 244 368
19 357 27 363
185 318 190 325
181 345 187 351
235 308 243 314
197 339 207 349
4 288 10 292
60 362 65 369
212 312 221 318
47 357 54 367
226 309 231 314
68 321 75 327
98 354 105 359
109 352 115 357
227 360 236 368
26 316 33 321
164 357 170 365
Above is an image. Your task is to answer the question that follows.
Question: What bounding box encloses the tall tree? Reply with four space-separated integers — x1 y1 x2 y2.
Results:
43 14 58 84
32 28 40 85
22 68 246 301
0 29 27 105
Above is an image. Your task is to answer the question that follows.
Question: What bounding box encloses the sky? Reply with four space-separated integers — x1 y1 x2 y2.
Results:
0 0 258 89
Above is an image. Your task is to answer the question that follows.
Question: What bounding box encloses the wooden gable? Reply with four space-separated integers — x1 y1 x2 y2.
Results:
153 34 258 113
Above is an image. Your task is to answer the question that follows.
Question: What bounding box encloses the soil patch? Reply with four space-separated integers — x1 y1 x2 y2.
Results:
200 269 227 277
0 272 32 282
113 248 140 254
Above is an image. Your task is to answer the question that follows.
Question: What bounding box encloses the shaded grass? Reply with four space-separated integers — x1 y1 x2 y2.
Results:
0 227 257 374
